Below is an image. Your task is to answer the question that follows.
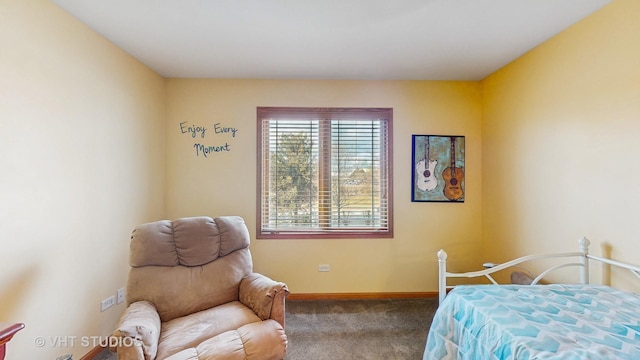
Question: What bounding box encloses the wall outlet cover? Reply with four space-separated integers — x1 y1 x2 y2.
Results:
117 288 126 304
318 264 330 272
101 295 116 312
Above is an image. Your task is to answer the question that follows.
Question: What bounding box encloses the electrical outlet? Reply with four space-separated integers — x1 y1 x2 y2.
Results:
101 295 116 312
117 288 126 304
318 264 330 272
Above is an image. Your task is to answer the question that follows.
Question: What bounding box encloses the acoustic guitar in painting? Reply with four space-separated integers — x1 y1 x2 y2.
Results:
416 136 438 192
442 137 464 201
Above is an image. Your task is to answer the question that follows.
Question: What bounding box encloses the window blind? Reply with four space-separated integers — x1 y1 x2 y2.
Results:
257 107 393 239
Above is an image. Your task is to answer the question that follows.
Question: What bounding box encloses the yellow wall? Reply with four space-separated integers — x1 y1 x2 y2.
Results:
165 79 483 294
0 0 165 359
482 0 640 287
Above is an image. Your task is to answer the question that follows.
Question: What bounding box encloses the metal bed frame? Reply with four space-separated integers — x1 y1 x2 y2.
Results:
437 237 640 304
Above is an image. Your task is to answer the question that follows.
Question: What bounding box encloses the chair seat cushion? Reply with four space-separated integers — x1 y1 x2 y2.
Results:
157 301 261 359
164 320 287 360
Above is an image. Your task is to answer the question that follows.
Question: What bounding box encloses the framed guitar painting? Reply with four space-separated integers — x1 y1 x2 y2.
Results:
411 135 465 202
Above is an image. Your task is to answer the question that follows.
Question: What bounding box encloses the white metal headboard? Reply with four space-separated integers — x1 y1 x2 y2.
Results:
437 237 640 304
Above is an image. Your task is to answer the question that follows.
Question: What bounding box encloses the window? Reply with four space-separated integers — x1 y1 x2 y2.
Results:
257 107 393 239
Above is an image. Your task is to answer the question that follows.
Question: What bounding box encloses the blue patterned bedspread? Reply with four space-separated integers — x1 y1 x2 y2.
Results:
424 285 640 360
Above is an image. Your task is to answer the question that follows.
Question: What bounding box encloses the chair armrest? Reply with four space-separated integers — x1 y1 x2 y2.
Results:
239 273 289 327
111 300 161 360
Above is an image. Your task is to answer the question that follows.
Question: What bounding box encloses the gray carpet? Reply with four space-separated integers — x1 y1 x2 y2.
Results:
285 298 437 360
95 297 438 360
93 348 116 360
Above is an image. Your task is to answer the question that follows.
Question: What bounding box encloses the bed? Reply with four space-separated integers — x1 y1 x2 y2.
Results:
423 237 640 360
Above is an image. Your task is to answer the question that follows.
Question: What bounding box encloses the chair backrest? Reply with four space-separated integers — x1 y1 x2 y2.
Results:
126 216 253 322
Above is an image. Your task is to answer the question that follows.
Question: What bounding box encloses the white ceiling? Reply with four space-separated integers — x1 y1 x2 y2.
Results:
51 0 610 80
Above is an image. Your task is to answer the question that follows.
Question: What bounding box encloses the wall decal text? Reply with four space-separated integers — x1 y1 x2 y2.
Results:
179 121 238 158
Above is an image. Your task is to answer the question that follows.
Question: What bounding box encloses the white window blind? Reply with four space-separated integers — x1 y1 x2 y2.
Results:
257 107 393 239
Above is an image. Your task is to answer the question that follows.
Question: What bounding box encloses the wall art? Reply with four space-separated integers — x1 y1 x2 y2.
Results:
412 135 465 202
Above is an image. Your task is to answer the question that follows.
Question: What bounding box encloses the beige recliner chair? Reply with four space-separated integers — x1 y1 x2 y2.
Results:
110 216 289 360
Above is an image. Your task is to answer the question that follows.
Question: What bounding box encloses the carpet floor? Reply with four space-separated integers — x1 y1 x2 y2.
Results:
285 297 438 360
95 297 438 360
